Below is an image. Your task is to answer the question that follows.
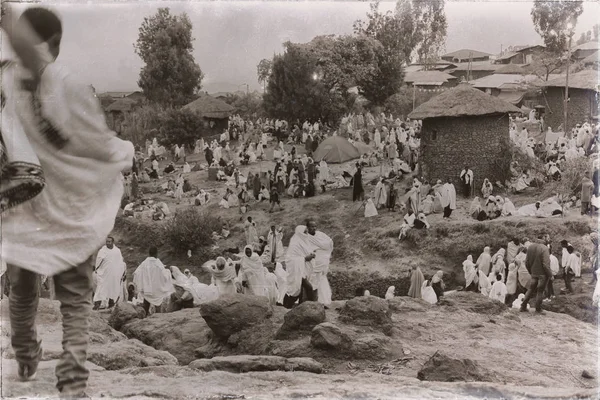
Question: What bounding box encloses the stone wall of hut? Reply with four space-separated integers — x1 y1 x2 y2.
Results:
543 87 598 132
419 114 510 191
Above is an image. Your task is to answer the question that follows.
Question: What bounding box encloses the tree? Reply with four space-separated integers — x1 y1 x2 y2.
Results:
576 32 586 45
593 24 599 41
357 47 404 106
531 0 583 53
354 0 448 65
134 8 204 107
222 92 264 119
256 59 273 91
527 49 567 81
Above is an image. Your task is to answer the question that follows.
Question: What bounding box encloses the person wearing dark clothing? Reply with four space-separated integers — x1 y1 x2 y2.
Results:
297 162 306 183
305 181 315 198
307 162 315 184
269 187 283 212
353 165 364 202
205 148 213 166
520 240 552 314
252 174 261 200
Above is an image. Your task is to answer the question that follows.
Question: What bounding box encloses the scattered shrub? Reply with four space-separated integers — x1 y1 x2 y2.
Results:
164 208 222 253
542 157 592 200
435 226 449 238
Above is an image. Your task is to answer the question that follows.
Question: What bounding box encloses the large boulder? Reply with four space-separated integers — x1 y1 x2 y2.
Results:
310 322 352 350
339 296 393 334
438 292 507 316
351 334 392 360
188 355 323 373
87 339 178 370
387 297 431 313
121 309 213 365
276 301 326 339
199 294 273 339
108 302 146 331
417 351 494 382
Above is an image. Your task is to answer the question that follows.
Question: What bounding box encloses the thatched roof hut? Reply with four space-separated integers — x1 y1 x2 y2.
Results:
409 83 521 120
409 84 521 191
182 94 235 119
543 69 599 91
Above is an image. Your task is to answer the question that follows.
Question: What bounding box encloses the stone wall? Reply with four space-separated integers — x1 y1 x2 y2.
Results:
419 115 510 191
543 87 599 132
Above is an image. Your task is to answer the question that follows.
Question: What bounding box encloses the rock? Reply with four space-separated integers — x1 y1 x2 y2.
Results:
276 301 326 339
87 339 178 370
108 302 146 331
227 319 280 354
388 297 431 313
188 355 322 373
89 312 127 344
339 296 393 334
438 292 507 316
311 322 352 350
121 309 213 365
351 335 392 360
582 370 594 379
199 294 273 339
417 351 493 382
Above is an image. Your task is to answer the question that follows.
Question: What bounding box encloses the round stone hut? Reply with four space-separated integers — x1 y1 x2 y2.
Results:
408 83 522 190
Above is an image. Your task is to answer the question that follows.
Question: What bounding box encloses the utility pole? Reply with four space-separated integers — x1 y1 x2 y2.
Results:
564 31 573 137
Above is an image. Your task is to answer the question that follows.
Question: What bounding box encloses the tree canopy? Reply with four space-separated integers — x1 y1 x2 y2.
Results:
531 0 584 53
134 8 204 107
263 35 390 122
353 0 448 65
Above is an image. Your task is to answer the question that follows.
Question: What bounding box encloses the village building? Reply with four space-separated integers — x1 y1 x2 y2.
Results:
182 94 236 133
404 71 458 89
542 69 599 132
404 61 457 73
571 41 600 61
105 98 140 135
469 73 543 107
408 84 521 189
441 49 492 63
494 45 545 65
581 50 599 68
448 61 500 81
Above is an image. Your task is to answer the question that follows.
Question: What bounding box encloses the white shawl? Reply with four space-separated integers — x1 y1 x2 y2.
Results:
133 257 174 306
93 245 126 302
284 225 316 297
240 246 268 297
2 62 134 276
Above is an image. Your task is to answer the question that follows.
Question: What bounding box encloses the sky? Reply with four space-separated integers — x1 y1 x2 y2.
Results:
2 0 599 93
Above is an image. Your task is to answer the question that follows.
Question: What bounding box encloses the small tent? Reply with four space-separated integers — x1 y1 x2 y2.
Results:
313 136 360 164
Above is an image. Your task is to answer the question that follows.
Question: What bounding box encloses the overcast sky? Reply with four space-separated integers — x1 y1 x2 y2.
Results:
2 1 598 93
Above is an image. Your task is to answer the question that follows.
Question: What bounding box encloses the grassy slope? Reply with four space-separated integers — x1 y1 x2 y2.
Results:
114 147 597 301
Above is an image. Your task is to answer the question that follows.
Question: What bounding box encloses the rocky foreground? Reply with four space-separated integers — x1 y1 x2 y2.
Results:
1 292 598 399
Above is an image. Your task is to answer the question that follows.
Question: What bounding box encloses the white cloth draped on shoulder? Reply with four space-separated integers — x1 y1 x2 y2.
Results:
93 245 126 303
239 246 269 299
303 229 334 306
133 257 174 306
2 62 134 276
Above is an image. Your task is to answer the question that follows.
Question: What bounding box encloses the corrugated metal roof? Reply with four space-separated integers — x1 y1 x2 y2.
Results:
497 91 526 105
496 52 519 61
572 41 600 51
544 69 599 91
582 51 599 64
470 74 541 89
442 49 492 60
404 71 456 84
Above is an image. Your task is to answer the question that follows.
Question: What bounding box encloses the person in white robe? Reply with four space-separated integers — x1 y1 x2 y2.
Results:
133 248 174 314
476 247 492 276
398 210 416 240
183 162 191 173
241 216 257 245
274 262 288 304
463 255 478 291
265 226 285 263
373 178 388 208
501 197 517 216
318 160 330 184
421 281 437 304
512 293 525 309
490 248 506 281
364 197 378 218
385 286 395 300
489 274 507 303
204 258 237 297
441 181 457 218
301 221 334 306
93 237 126 310
478 270 492 296
238 246 269 299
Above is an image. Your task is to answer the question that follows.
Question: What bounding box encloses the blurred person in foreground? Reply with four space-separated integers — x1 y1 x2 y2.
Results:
520 235 552 315
1 6 134 399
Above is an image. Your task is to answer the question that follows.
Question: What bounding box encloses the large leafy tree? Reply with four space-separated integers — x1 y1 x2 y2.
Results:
134 8 204 107
354 0 448 65
531 0 584 53
263 35 384 122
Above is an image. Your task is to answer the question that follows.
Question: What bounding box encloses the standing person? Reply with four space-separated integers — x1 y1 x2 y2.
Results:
244 216 259 248
267 225 284 263
132 247 174 315
269 185 283 213
303 219 334 307
520 236 552 314
407 266 425 298
460 165 474 198
352 164 364 202
441 179 457 219
1 7 134 397
581 172 594 216
93 237 126 310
